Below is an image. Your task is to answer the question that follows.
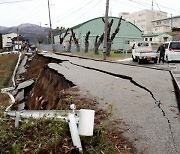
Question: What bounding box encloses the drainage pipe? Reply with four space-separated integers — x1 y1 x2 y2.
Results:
12 51 22 86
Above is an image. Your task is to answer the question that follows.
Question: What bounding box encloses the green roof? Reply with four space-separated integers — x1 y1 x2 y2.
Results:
70 16 142 32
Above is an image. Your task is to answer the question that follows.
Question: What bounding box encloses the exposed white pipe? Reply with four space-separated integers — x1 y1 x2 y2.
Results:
68 113 82 151
1 89 15 111
12 51 22 87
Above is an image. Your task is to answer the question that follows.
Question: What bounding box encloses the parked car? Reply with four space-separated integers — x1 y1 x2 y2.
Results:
132 41 159 64
114 49 123 53
164 41 180 62
114 49 132 54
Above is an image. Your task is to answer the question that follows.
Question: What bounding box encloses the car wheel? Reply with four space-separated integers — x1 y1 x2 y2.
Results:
135 56 138 62
138 59 142 64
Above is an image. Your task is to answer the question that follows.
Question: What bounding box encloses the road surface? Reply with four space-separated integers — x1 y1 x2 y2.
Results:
41 52 180 154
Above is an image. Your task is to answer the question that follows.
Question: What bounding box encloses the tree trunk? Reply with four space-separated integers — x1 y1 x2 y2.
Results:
59 28 69 44
85 43 89 53
84 31 90 52
107 17 122 56
67 35 72 52
94 33 104 54
71 29 80 52
76 44 80 52
67 44 71 52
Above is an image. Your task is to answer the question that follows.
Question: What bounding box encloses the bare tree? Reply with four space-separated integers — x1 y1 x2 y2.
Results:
71 29 80 52
107 16 122 56
84 31 90 52
94 18 113 55
102 18 114 56
59 28 69 44
94 33 104 55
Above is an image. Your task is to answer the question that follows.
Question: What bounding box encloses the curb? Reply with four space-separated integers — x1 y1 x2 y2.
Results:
170 70 180 109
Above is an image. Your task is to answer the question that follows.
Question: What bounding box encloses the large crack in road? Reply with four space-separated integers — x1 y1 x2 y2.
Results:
68 60 178 152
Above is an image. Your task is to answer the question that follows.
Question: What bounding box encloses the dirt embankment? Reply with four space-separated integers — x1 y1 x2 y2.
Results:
26 65 75 110
23 54 74 109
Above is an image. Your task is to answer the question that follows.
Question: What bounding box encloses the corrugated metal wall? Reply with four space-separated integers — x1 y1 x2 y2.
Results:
54 17 142 51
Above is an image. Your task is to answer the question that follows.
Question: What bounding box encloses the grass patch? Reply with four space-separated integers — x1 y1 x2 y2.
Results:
59 50 132 60
0 54 18 89
0 113 119 153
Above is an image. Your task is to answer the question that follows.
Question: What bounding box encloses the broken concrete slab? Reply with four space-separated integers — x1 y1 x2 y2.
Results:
16 79 34 90
17 56 28 75
15 89 24 103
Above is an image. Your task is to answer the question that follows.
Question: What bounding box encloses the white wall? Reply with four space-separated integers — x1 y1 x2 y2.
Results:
2 33 17 48
120 9 167 33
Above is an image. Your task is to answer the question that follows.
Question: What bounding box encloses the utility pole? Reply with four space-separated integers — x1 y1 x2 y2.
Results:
103 0 109 60
47 0 53 51
171 14 173 30
17 27 19 52
152 0 153 10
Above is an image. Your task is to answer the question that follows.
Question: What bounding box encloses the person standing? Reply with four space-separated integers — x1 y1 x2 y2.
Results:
157 44 165 63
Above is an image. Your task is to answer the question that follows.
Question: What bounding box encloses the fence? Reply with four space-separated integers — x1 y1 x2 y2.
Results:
36 44 80 52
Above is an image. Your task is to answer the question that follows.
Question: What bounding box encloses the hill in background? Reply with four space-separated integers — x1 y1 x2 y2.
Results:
0 23 50 44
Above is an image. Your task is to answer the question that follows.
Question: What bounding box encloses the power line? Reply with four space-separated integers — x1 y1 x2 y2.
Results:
0 0 34 4
63 0 102 27
130 0 180 14
154 0 161 11
52 0 97 24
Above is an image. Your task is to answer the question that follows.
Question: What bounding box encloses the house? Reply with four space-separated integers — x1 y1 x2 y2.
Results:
2 33 17 51
142 32 172 43
54 16 142 51
11 35 28 51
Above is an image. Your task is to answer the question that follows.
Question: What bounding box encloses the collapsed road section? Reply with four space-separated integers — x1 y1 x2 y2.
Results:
5 51 179 154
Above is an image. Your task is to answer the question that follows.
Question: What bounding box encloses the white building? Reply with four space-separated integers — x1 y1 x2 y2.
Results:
2 33 17 49
152 15 180 33
119 9 167 34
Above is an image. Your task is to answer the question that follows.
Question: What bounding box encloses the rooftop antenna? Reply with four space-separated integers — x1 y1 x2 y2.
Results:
154 0 161 11
152 0 153 10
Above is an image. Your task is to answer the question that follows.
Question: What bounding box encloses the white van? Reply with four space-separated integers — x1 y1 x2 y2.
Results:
164 41 180 62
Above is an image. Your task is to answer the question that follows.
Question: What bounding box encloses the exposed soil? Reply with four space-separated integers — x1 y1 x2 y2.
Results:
21 53 136 153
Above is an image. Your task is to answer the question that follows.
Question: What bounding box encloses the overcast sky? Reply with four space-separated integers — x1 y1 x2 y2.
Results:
0 0 180 28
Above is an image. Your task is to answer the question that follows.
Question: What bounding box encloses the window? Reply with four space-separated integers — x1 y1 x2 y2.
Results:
170 42 180 49
156 21 161 25
138 42 149 47
145 38 148 41
149 38 152 41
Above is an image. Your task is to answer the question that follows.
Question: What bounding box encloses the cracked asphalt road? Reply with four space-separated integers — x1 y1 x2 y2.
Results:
41 52 180 154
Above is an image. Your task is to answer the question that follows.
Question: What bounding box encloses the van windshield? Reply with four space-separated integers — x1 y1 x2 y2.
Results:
170 42 180 49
